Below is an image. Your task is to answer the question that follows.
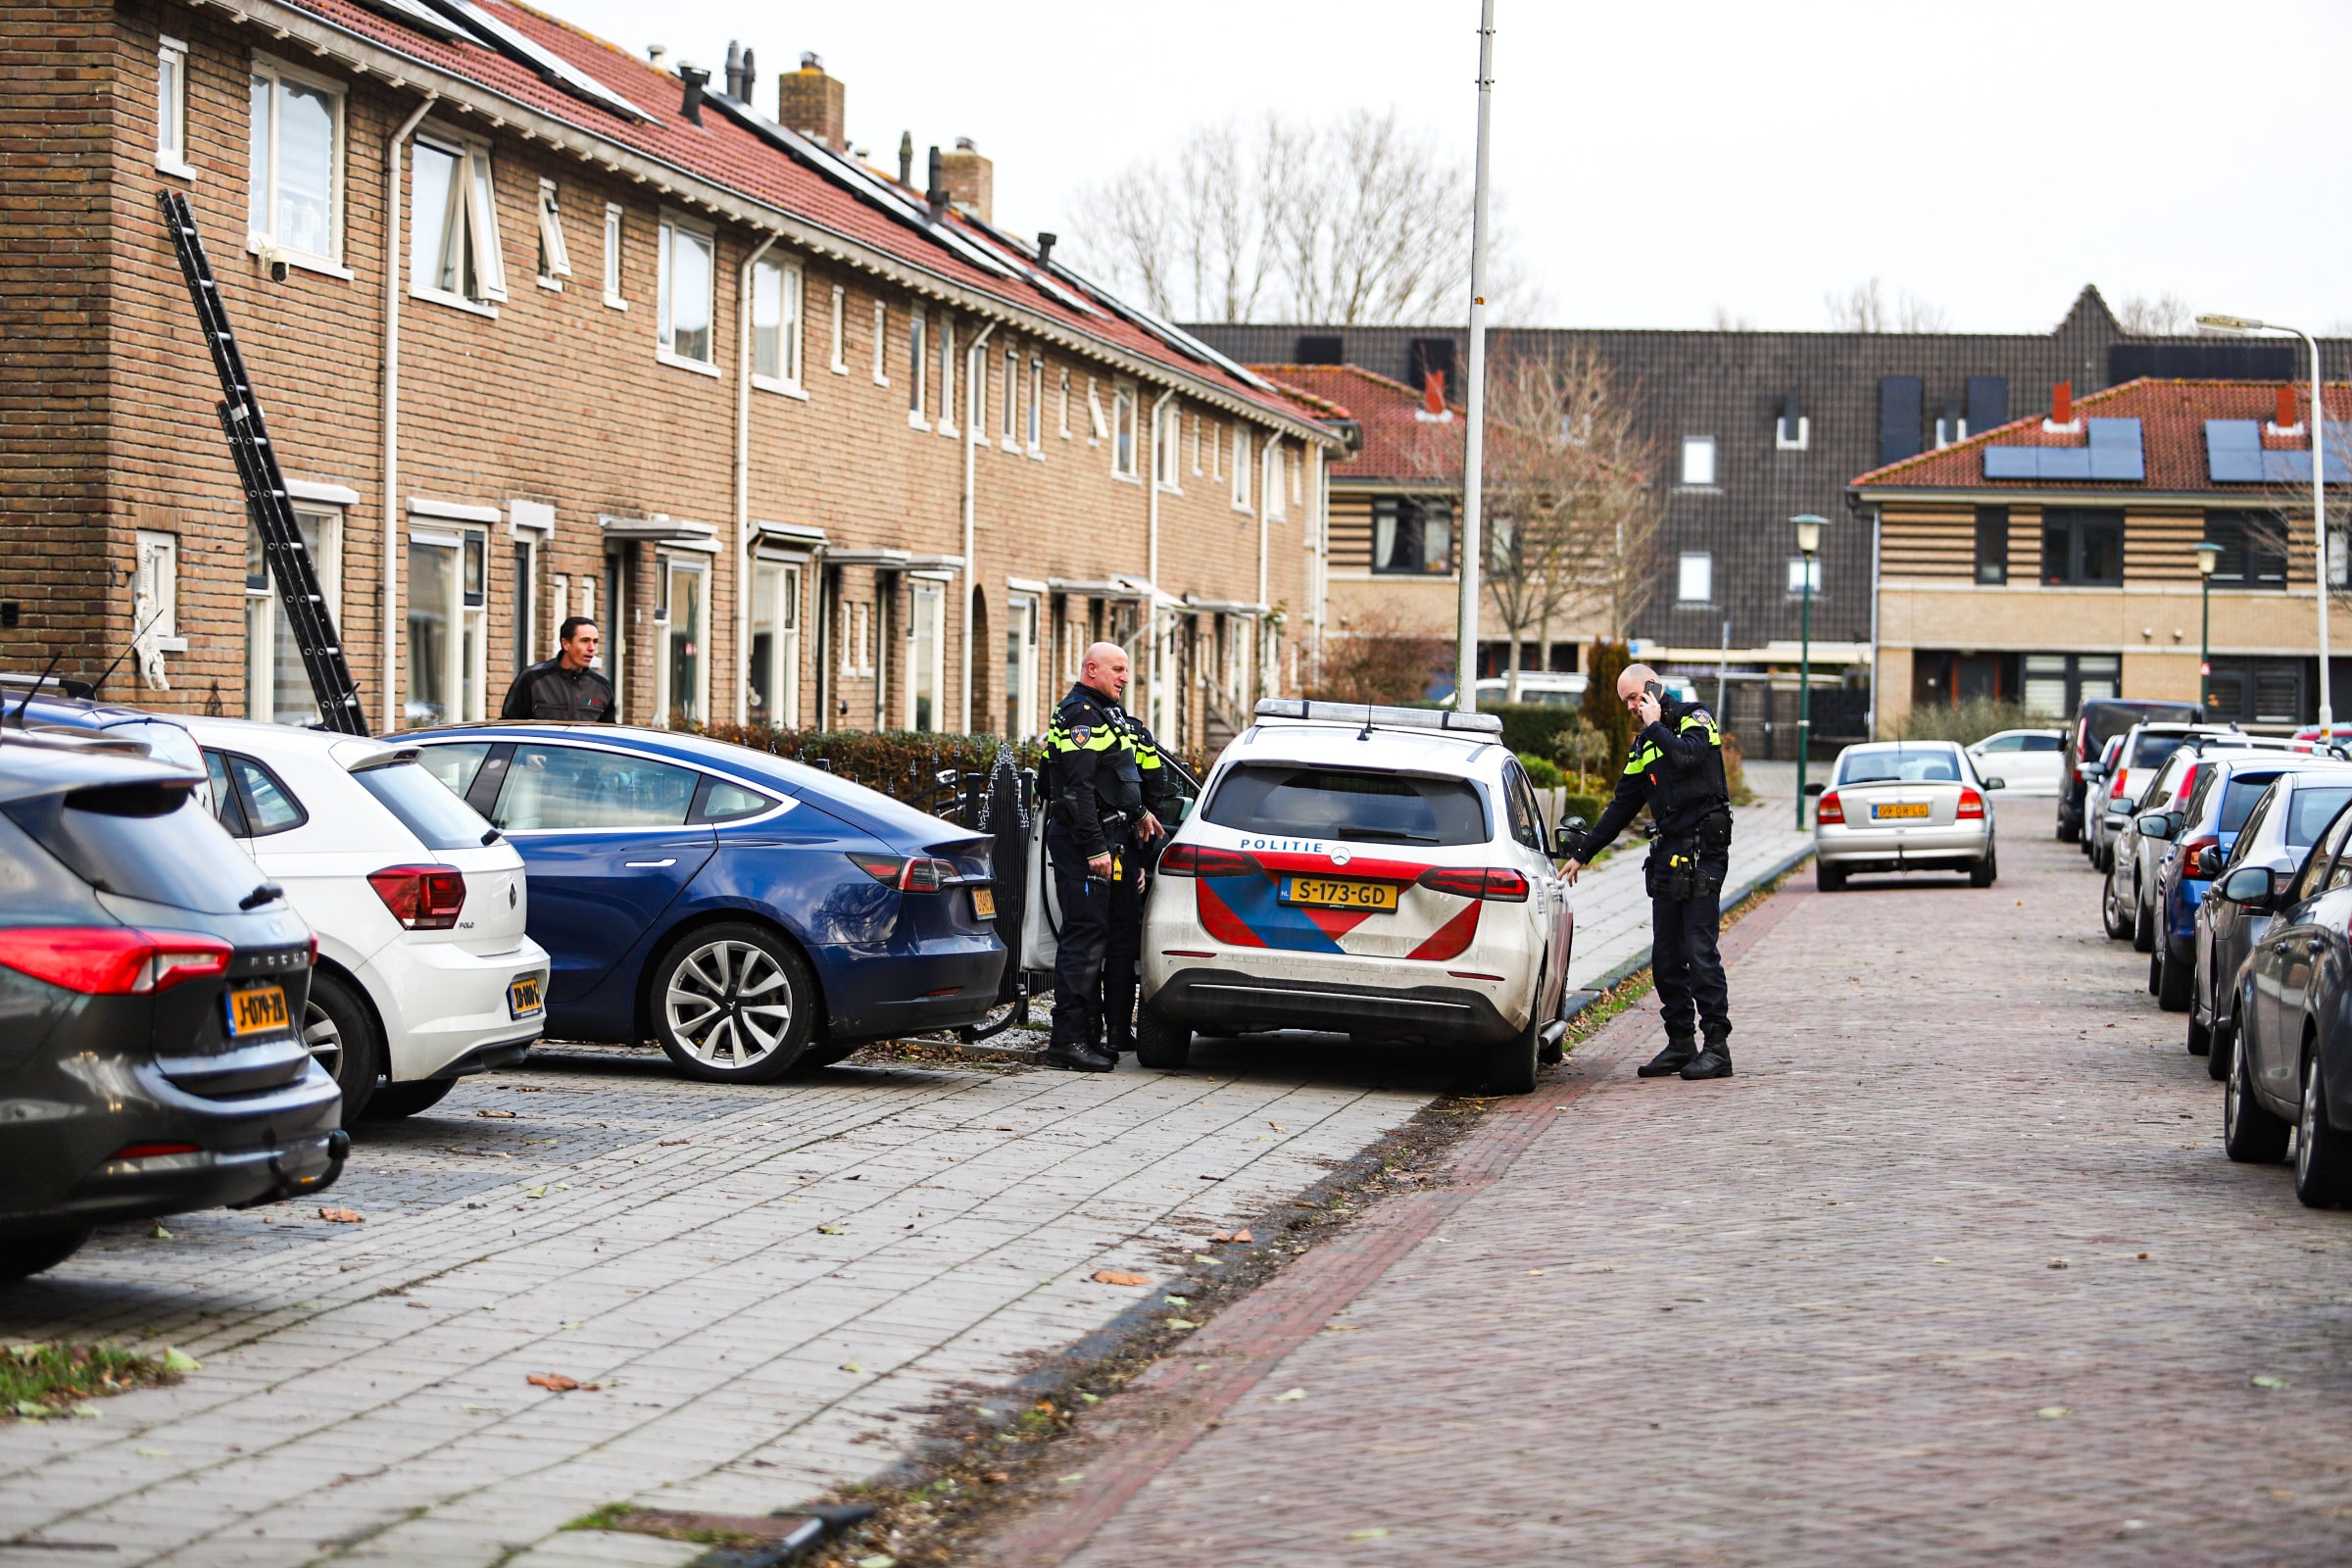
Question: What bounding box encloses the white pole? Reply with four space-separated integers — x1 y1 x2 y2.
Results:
959 321 997 733
1455 0 1494 712
2305 327 2331 731
378 92 436 734
735 232 778 727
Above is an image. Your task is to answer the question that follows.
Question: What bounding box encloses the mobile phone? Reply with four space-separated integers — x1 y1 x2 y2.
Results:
1642 680 1664 703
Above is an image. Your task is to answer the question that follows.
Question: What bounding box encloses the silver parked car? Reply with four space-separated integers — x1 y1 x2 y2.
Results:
1808 741 2000 891
2192 770 2352 1079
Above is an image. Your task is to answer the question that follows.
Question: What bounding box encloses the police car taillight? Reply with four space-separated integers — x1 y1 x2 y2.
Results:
1415 866 1528 902
1158 843 1256 877
847 853 956 892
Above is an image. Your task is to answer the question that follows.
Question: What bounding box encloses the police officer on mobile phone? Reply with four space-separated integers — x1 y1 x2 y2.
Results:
1040 642 1173 1072
1558 663 1738 1080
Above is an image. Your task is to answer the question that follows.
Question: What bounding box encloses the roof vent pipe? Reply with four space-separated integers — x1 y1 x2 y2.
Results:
898 131 913 187
925 143 946 218
1035 231 1056 269
678 65 709 123
646 43 666 67
723 41 756 102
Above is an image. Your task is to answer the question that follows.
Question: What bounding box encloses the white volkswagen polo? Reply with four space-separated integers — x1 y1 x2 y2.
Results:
180 717 550 1123
1138 700 1574 1093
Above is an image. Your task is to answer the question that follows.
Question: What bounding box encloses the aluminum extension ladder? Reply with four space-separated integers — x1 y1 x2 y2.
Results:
157 189 368 735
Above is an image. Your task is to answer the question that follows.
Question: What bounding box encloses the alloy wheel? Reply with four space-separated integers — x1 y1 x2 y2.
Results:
2300 1056 2322 1187
664 939 795 1069
302 1000 344 1082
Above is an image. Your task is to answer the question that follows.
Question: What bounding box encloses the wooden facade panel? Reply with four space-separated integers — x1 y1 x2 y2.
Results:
1327 492 1374 570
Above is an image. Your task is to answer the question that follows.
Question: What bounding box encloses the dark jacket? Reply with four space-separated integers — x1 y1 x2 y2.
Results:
500 659 616 723
1572 696 1731 859
1043 682 1173 858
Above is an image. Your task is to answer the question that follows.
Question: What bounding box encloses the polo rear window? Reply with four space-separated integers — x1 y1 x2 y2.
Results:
1201 764 1489 847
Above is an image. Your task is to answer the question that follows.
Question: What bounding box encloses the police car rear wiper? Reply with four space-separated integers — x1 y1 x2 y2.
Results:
1338 827 1438 843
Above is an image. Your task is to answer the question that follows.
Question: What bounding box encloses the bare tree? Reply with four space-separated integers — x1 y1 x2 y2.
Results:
1824 276 1948 333
1309 604 1448 707
1710 304 1757 331
1067 110 1536 325
2117 292 2192 335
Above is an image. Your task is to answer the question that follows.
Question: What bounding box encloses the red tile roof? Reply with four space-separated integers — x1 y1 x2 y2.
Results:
271 0 1330 436
1851 377 2352 493
1250 364 1464 482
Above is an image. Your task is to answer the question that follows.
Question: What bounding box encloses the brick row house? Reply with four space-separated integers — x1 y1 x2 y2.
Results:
1850 378 2352 730
0 0 1340 753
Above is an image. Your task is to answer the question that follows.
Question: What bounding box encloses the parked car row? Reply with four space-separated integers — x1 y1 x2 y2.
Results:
2074 704 2352 1208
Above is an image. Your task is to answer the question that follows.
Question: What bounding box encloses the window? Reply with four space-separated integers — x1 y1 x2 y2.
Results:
410 136 506 308
906 580 946 731
871 301 889 384
2021 653 2119 715
1371 497 1453 575
1263 441 1287 518
210 752 308 838
1087 377 1107 444
157 35 192 174
657 217 716 368
1211 420 1224 480
907 308 928 425
602 203 626 308
1202 764 1490 848
752 256 803 390
492 745 699 831
405 527 486 727
355 760 491 851
1231 426 1251 509
133 530 178 658
2040 509 2123 586
1027 359 1044 452
749 562 802 727
1004 596 1039 740
246 506 341 724
937 315 957 436
1501 761 1544 853
1111 383 1138 477
1786 556 1822 595
1058 368 1071 439
1678 551 1713 604
248 58 345 268
829 285 847 374
967 330 987 443
697 778 778 824
1974 506 2008 585
1003 347 1020 447
1154 399 1182 490
657 556 707 725
1679 436 1716 487
1192 414 1203 475
533 179 570 289
840 600 874 677
2204 510 2288 590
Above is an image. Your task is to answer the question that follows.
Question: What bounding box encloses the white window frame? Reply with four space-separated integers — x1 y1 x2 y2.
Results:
905 578 948 731
1262 437 1286 518
1004 594 1040 740
829 284 848 375
906 308 929 427
409 129 508 314
157 35 195 178
749 560 802 727
247 54 348 275
937 316 957 437
1028 358 1045 455
602 202 627 309
248 506 343 723
1677 550 1713 605
1680 435 1717 487
871 301 889 385
840 599 876 677
1191 413 1202 475
534 177 570 290
752 255 806 394
967 332 989 448
1212 418 1224 480
133 530 183 656
404 525 488 728
1001 346 1021 451
656 213 719 374
1231 425 1251 511
1153 399 1183 492
1111 383 1139 480
1087 377 1106 445
652 554 710 727
1058 368 1072 439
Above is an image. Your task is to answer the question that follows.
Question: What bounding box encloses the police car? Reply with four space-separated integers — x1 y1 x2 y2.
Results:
1137 699 1575 1093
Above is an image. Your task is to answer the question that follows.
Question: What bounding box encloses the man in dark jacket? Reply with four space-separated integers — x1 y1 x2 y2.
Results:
1041 641 1173 1071
501 616 616 723
1560 663 1737 1080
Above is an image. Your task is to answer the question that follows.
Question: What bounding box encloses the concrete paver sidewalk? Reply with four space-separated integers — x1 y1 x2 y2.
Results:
986 816 2352 1566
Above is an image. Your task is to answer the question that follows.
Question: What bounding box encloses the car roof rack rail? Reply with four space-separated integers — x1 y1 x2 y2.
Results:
1252 698 1504 737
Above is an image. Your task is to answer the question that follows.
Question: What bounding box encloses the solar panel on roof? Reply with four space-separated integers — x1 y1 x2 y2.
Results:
425 0 649 122
350 0 468 40
2085 417 2144 480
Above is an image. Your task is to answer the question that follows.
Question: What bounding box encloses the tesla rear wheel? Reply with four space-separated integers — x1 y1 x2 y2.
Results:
1135 1007 1192 1070
2295 1053 2352 1207
366 1079 457 1119
0 1230 90 1285
652 924 815 1083
2225 1028 2291 1163
305 971 382 1124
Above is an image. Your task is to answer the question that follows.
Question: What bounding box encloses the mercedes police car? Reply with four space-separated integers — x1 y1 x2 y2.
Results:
1137 699 1575 1094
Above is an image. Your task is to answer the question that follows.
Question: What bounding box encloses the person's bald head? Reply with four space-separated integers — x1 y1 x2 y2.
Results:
1618 662 1662 715
1081 642 1132 701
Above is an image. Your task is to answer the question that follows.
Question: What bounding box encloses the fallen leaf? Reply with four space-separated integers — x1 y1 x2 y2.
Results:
1348 1528 1390 1540
1091 1269 1150 1286
162 1348 201 1374
1273 1388 1306 1402
1057 1473 1084 1483
1231 1228 1252 1244
816 1224 847 1236
1267 1121 1287 1132
527 1372 601 1393
659 1138 691 1146
318 1207 363 1224
1165 1318 1198 1330
1210 1231 1233 1243
461 1403 493 1412
1077 1392 1100 1404
135 1447 172 1457
476 1109 518 1119
523 1186 549 1200
2048 1258 2069 1270
2136 1252 2150 1260
983 1471 1009 1484
2252 1374 2290 1391
12 1400 46 1418
2036 1405 2070 1419
71 1404 97 1419
1164 1295 1191 1306
1192 1253 1221 1266
856 1556 897 1568
841 1359 865 1374
149 1223 172 1240
1527 1270 1546 1277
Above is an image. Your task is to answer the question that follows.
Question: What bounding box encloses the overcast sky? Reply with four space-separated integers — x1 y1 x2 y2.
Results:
554 0 2350 335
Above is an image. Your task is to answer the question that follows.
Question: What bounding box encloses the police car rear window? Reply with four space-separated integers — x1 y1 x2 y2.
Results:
1202 765 1489 847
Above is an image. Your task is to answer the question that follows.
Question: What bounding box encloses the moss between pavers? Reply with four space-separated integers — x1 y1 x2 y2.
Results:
2 1342 190 1420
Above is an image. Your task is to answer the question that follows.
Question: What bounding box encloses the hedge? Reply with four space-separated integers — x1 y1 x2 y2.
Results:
683 722 1213 814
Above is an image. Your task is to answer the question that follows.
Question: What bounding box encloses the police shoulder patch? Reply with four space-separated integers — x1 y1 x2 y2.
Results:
1069 724 1092 745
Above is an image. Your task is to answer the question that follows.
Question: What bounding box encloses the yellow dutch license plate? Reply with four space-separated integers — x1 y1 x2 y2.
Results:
971 885 997 920
225 984 289 1037
1873 802 1932 820
508 974 544 1018
1282 876 1398 912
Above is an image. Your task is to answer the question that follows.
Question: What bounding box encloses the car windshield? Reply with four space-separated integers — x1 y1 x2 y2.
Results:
2131 732 2185 769
1202 764 1490 847
2286 786 2352 848
356 760 493 851
1838 748 1961 785
3 779 270 914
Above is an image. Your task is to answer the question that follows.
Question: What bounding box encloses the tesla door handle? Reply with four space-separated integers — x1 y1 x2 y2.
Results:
624 858 678 868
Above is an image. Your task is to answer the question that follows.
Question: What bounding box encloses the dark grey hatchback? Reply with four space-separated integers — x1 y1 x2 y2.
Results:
0 735 346 1282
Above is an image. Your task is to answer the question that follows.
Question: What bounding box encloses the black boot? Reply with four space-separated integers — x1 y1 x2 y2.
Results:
1044 1041 1116 1072
1680 1037 1734 1080
1637 1037 1697 1077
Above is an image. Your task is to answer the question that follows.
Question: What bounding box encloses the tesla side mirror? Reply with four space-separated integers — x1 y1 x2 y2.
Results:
2136 812 2175 840
1802 781 1825 797
1983 776 2006 790
2219 864 2276 907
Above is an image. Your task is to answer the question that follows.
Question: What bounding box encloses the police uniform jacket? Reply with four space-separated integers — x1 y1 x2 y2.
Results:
1569 696 1731 860
500 659 616 723
1044 683 1173 858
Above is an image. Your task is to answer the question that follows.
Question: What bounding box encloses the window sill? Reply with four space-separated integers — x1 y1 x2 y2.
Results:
658 349 723 379
908 413 931 431
831 362 851 376
1156 482 1183 496
1111 471 1142 486
604 294 629 311
537 275 566 293
754 375 810 401
938 421 959 439
412 286 500 318
247 239 353 281
1029 446 1047 462
1230 502 1254 514
971 433 992 449
156 155 198 181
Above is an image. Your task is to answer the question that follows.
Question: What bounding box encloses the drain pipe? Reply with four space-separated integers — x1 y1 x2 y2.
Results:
958 320 997 732
735 231 778 726
1146 387 1176 734
378 91 437 734
1256 433 1276 695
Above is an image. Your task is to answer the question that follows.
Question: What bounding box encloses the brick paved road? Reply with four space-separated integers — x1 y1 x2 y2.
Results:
991 812 2352 1566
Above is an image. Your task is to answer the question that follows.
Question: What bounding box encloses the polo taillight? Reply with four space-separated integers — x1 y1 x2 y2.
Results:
846 853 956 892
1957 788 1985 820
0 927 231 995
1415 866 1529 902
368 864 467 930
1815 790 1843 825
1156 843 1257 878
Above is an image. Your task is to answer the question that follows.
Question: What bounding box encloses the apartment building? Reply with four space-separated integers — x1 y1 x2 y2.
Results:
0 0 1339 752
1850 378 2352 730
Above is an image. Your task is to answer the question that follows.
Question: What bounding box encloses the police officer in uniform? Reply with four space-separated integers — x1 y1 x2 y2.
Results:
1042 641 1172 1071
1559 663 1737 1080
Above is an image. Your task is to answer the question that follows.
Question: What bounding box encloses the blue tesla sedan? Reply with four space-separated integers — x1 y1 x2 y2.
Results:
403 724 1004 1081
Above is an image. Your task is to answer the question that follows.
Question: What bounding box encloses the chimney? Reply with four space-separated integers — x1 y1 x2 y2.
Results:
778 51 845 149
646 43 666 68
939 135 994 223
925 144 946 219
2278 384 2299 430
677 64 709 124
897 130 913 186
1423 373 1446 416
723 40 756 103
2051 380 2073 425
1035 231 1056 270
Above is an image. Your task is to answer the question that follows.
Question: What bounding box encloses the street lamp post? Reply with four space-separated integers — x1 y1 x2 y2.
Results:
2196 313 2330 730
2195 538 2221 715
1453 0 1495 712
1793 514 1825 828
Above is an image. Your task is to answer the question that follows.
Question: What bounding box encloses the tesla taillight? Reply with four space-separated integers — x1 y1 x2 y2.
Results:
1157 843 1256 877
0 927 230 994
1415 866 1529 902
1957 788 1985 820
1815 790 1843 825
368 864 467 930
846 853 956 892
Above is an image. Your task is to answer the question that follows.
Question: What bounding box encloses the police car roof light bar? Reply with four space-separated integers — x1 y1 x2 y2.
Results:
1252 698 1504 737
